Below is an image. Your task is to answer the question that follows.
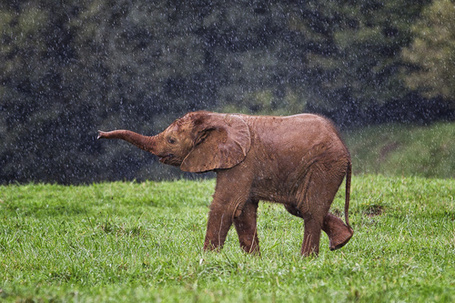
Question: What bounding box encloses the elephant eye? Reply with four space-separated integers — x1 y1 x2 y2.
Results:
167 137 176 144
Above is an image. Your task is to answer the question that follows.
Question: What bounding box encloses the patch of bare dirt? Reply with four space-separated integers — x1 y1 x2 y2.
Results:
363 204 384 217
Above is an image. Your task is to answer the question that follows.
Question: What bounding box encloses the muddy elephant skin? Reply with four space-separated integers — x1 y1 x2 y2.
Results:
98 111 353 256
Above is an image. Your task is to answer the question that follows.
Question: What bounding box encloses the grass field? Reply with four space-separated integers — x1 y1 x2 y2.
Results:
1 176 454 302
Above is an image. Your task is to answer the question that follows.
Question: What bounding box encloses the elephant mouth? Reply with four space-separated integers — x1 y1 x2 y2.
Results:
159 154 172 162
159 154 179 165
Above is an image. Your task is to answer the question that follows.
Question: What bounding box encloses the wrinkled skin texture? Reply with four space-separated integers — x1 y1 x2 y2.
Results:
98 111 353 256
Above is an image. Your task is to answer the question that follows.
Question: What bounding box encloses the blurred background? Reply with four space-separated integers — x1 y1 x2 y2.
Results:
1 0 455 184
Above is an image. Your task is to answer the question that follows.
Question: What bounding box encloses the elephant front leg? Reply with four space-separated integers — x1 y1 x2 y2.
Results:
204 169 253 252
234 199 260 254
203 202 234 251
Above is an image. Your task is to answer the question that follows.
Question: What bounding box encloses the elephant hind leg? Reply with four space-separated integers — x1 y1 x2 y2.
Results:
234 199 260 254
322 213 353 251
284 204 321 256
301 215 323 256
287 207 353 252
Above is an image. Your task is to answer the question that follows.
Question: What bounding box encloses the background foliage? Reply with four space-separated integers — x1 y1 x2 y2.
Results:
1 0 455 184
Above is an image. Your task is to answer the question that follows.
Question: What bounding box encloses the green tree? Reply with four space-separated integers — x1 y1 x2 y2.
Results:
402 0 455 104
211 1 431 116
0 0 447 184
0 0 217 183
0 1 76 183
295 0 431 111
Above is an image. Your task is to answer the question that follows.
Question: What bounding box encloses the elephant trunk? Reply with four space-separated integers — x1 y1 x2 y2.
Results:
97 130 157 154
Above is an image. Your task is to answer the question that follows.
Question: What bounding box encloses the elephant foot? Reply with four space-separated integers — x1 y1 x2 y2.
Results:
323 213 354 251
240 242 260 255
328 226 353 251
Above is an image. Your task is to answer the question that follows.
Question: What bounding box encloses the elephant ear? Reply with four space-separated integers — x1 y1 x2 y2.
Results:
180 112 251 173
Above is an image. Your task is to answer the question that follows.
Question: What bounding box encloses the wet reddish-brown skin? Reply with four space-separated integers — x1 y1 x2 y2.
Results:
98 111 353 256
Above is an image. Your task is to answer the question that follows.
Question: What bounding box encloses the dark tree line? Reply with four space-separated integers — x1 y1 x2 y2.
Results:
1 0 454 184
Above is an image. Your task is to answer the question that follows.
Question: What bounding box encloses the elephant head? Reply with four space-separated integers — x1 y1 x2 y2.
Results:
97 111 251 173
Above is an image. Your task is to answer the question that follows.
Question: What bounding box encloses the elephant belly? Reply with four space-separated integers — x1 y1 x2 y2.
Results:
250 174 303 206
249 144 349 211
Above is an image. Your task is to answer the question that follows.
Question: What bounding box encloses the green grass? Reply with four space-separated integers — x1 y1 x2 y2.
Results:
1 177 455 302
345 121 455 178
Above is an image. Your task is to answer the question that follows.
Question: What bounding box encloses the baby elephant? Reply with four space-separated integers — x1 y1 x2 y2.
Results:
98 111 353 256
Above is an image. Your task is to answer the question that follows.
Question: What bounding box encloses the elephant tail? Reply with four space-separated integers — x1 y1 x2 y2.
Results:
344 160 352 228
